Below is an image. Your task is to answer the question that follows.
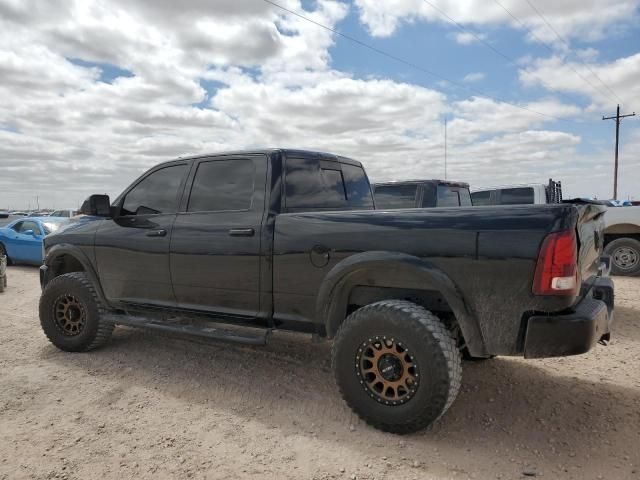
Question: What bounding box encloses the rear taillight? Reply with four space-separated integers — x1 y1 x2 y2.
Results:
533 229 578 296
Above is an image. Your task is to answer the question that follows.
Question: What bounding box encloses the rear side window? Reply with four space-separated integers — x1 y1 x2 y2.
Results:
471 191 492 206
342 164 374 209
188 159 255 212
436 186 472 207
285 157 347 210
499 187 534 205
322 168 347 202
122 164 187 215
458 188 472 206
374 185 417 209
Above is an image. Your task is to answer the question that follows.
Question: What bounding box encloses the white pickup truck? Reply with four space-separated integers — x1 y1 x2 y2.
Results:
471 180 562 206
603 205 640 276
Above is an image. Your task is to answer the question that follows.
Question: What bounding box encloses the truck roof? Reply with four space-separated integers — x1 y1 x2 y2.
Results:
374 179 470 188
166 148 364 168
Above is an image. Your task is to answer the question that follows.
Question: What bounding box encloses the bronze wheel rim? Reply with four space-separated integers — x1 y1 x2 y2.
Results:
53 294 87 336
355 336 419 406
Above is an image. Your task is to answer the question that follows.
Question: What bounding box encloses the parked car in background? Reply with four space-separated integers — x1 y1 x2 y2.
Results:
0 211 9 219
472 179 562 206
50 209 78 218
603 205 640 276
10 211 28 216
374 180 472 208
0 217 69 265
39 149 613 434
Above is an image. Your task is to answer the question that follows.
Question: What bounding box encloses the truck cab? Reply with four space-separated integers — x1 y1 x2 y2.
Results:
374 180 472 209
471 179 563 206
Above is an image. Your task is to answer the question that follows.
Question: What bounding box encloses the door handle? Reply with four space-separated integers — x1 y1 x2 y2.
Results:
228 228 255 237
146 229 167 237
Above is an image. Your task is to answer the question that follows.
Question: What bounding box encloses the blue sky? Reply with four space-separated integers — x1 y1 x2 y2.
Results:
0 0 639 208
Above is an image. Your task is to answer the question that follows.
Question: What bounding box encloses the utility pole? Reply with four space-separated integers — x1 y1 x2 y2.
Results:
603 105 636 200
444 116 447 180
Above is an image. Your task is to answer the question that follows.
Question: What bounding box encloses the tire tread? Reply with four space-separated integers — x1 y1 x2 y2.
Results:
39 272 114 351
332 300 462 434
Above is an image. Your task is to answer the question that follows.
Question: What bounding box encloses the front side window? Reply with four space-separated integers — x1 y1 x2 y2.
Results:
499 187 534 205
342 164 374 209
51 210 70 218
122 164 187 216
187 159 255 212
13 221 40 234
374 185 417 209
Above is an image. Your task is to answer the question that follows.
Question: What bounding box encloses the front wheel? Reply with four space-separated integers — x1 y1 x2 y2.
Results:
605 237 640 276
39 272 114 352
332 300 462 434
0 243 10 265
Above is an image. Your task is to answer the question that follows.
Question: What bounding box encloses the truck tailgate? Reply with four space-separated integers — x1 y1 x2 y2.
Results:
574 203 607 286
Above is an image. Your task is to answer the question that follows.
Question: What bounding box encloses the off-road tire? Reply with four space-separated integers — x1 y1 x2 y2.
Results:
0 275 5 293
39 272 114 352
0 243 10 265
604 237 640 276
332 300 462 434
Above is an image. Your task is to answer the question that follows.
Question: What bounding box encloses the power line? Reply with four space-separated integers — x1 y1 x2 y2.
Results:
420 0 581 106
263 0 586 125
492 0 618 104
524 0 623 104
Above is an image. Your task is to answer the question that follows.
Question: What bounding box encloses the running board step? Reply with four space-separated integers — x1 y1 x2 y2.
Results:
104 315 269 346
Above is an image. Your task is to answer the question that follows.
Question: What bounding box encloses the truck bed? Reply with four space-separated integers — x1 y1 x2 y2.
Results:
274 203 606 355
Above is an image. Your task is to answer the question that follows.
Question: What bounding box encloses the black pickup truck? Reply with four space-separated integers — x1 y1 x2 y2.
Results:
39 149 614 434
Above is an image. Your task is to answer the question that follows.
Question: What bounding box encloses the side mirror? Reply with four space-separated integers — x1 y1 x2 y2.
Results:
23 230 35 236
80 194 111 217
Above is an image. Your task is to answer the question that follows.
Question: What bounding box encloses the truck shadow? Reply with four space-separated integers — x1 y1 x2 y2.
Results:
610 305 640 342
41 319 640 475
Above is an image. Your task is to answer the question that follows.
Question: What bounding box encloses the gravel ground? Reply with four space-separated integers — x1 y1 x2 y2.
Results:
0 266 638 480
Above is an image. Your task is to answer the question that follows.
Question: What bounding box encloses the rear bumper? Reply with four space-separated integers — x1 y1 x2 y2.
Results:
524 277 614 359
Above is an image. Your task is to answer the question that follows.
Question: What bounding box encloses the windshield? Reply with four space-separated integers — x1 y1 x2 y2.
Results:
42 220 69 235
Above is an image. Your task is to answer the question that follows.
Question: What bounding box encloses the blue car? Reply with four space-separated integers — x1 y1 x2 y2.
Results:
0 217 69 265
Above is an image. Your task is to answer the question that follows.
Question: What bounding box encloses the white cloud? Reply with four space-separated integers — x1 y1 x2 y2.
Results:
462 72 485 83
354 0 639 45
519 53 640 109
453 32 487 46
0 0 635 209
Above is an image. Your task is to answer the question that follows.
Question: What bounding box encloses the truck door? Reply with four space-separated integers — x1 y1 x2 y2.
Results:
170 154 268 318
94 162 189 306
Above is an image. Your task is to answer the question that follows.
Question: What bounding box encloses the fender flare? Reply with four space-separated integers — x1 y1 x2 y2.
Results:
43 244 110 307
316 251 488 356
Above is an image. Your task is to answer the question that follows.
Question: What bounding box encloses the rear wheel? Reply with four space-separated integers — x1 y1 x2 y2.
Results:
39 272 114 351
332 300 462 434
605 238 640 276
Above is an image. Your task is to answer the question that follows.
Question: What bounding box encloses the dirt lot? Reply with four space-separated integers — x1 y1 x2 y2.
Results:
0 267 638 480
